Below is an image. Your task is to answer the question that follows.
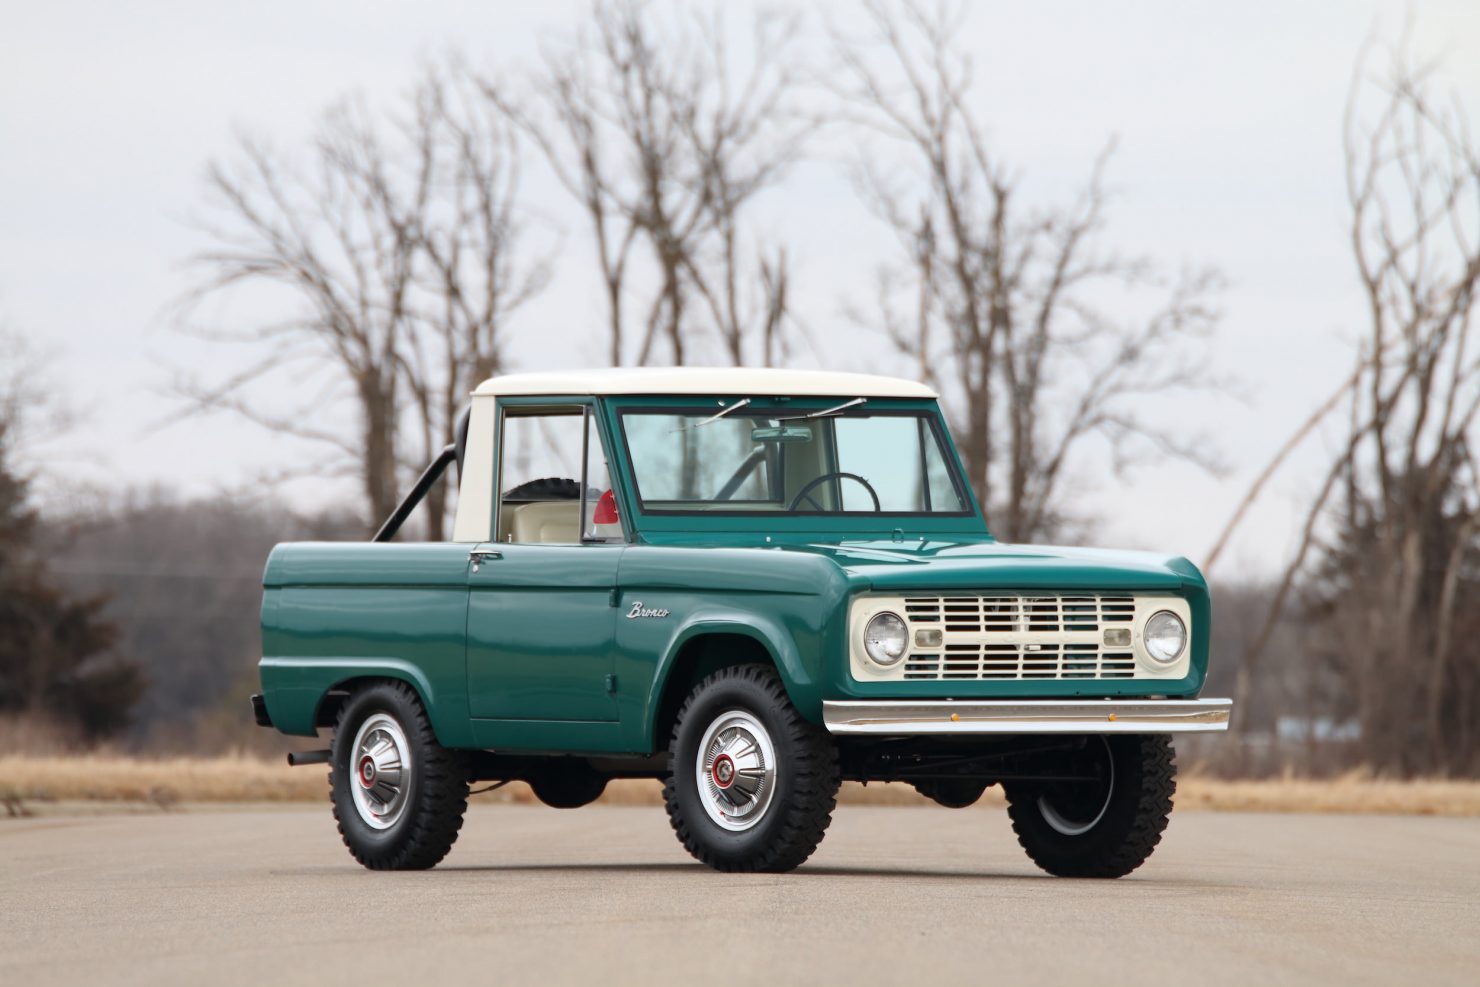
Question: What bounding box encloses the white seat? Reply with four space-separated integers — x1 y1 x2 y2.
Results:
508 501 581 544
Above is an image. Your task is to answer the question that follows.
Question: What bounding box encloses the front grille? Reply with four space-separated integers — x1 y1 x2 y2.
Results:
903 594 1135 633
904 643 1138 680
901 593 1139 681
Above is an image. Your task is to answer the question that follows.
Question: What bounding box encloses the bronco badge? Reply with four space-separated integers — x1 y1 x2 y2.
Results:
626 601 671 619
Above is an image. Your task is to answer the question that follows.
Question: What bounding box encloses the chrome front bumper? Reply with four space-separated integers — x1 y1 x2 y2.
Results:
822 698 1233 735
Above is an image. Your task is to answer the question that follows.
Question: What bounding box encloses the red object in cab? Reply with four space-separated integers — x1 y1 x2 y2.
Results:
594 489 619 524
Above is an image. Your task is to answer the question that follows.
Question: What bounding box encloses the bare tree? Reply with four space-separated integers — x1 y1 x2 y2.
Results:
832 1 1222 543
503 0 803 367
182 61 547 534
1225 40 1480 774
400 64 551 536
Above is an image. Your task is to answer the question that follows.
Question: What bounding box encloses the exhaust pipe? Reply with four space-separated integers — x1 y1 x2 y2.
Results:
286 750 331 767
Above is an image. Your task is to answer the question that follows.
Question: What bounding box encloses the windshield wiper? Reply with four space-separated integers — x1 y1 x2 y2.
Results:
672 397 753 432
776 397 866 421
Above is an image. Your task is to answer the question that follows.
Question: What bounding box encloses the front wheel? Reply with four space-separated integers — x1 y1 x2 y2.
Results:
330 681 471 870
1004 734 1176 878
663 665 840 873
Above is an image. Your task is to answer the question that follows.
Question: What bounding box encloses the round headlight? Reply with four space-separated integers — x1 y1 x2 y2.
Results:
863 612 909 666
1143 611 1187 664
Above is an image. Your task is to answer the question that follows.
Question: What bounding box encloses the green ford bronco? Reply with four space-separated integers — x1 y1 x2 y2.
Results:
253 368 1230 876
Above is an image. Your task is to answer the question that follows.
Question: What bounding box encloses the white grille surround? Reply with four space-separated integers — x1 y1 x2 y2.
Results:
848 592 1193 683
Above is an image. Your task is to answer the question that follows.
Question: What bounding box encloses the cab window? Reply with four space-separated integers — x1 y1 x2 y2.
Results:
495 406 622 544
618 407 969 515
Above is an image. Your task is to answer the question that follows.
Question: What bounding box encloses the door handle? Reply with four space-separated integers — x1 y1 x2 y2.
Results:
468 548 502 572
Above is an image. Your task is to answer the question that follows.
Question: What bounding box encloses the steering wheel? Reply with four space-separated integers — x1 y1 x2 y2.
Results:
787 471 882 512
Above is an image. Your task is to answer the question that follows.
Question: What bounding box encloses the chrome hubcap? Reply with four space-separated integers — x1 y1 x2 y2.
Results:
1039 737 1115 836
349 713 411 830
696 710 776 832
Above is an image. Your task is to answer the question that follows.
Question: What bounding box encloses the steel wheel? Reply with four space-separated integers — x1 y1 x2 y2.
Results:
1036 736 1112 840
1005 734 1177 878
664 665 840 872
330 681 470 870
350 712 412 830
1037 737 1115 836
695 709 777 832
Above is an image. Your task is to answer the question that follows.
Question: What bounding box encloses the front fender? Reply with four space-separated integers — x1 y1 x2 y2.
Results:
620 607 833 753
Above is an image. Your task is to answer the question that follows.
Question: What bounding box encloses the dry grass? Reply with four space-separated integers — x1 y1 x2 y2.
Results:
0 753 326 810
3 755 1479 817
2 757 1480 816
1174 769 1480 816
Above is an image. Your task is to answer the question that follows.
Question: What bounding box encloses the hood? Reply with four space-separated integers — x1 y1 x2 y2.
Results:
781 538 1204 593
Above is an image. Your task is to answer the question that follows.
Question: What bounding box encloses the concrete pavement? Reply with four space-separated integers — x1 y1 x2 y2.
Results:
3 804 1477 986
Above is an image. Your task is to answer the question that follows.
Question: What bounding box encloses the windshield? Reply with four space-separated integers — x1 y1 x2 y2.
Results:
618 405 971 515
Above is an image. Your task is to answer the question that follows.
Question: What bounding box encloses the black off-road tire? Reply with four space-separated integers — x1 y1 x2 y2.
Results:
663 665 840 873
330 681 471 870
1004 734 1176 879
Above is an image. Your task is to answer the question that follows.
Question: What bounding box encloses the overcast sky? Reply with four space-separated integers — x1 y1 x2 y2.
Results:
3 0 1479 578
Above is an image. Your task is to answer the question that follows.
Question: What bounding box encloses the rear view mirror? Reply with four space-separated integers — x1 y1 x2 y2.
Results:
751 426 812 444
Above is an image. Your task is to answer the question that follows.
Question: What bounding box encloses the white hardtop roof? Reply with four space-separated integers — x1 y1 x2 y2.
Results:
473 367 937 399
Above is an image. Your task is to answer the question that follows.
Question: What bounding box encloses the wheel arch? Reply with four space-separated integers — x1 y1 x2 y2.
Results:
259 657 472 747
314 672 437 732
644 620 817 752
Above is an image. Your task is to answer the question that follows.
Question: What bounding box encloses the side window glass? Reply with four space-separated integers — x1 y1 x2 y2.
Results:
495 406 624 545
497 410 584 544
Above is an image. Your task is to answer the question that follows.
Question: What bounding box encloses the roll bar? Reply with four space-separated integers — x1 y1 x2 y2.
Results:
371 406 471 544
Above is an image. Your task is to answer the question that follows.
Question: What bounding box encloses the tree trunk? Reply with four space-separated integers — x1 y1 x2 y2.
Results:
359 375 399 531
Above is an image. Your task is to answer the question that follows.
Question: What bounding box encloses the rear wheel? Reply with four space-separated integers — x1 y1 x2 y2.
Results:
1004 734 1176 878
330 681 470 870
663 665 840 873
